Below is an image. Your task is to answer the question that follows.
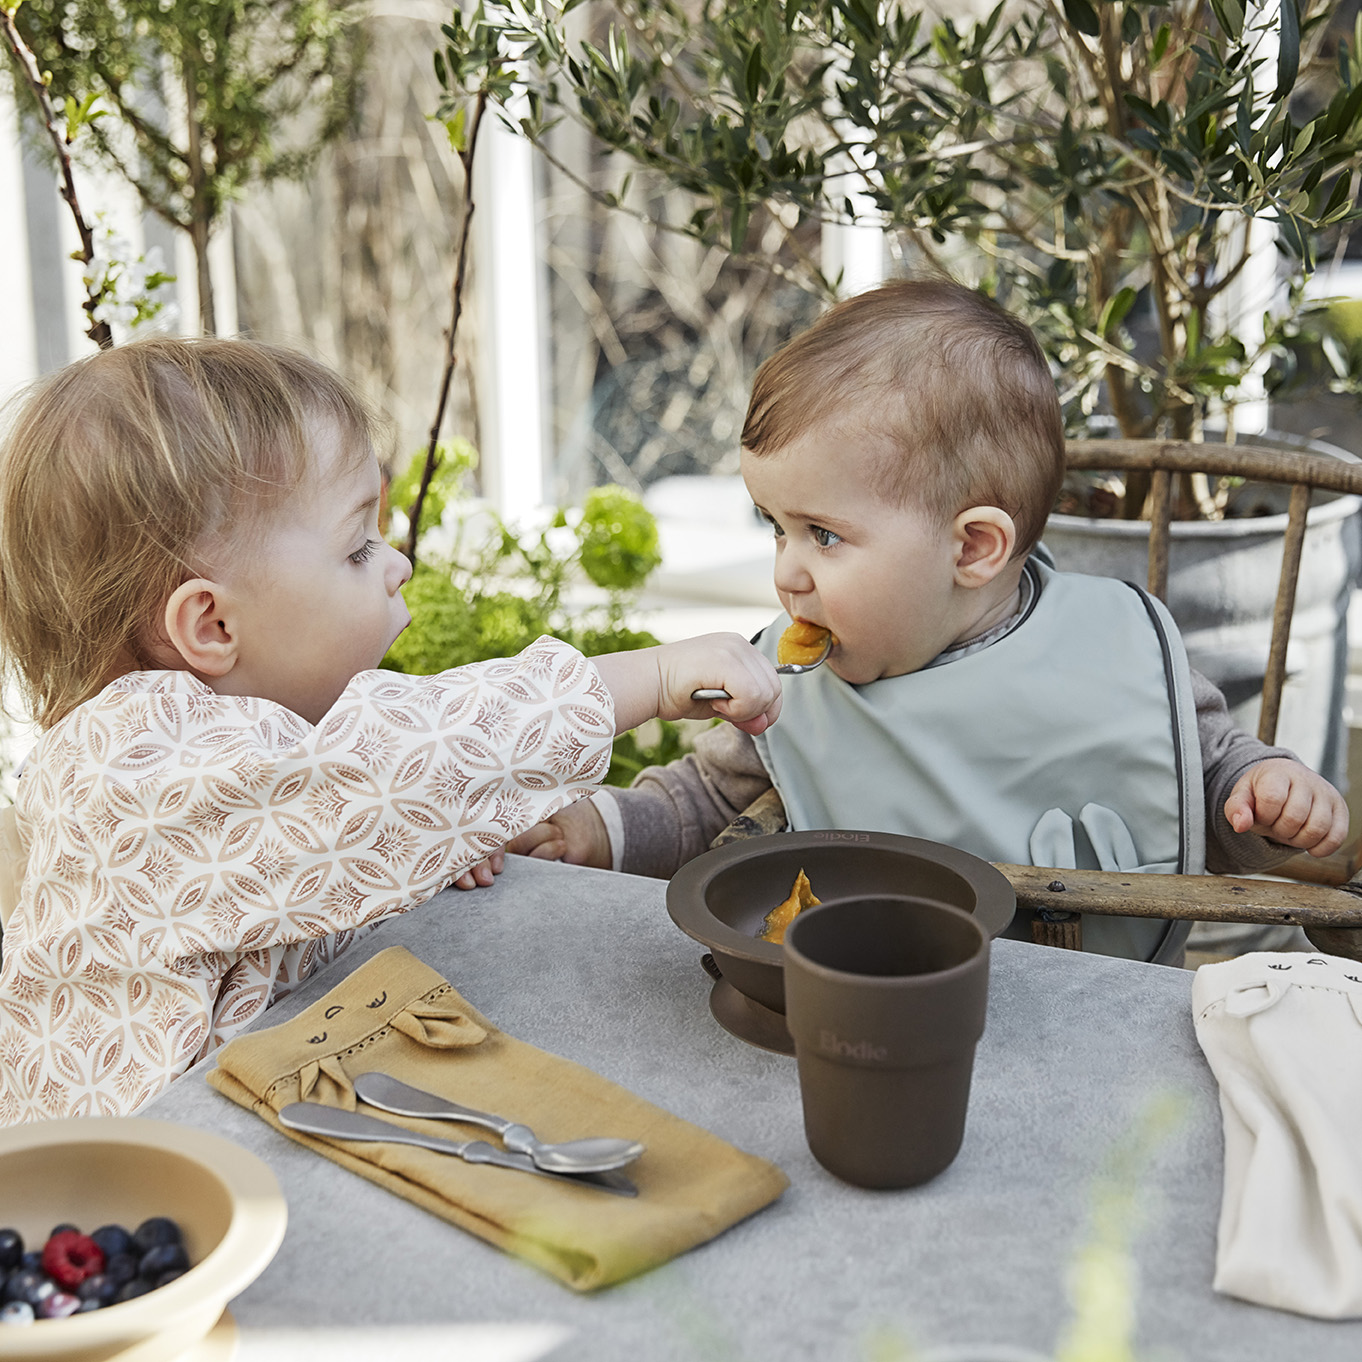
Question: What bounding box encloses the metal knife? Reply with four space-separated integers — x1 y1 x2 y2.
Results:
277 1102 638 1196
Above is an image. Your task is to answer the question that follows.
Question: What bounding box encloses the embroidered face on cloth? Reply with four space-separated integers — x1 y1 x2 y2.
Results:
1194 950 1362 1319
208 946 789 1291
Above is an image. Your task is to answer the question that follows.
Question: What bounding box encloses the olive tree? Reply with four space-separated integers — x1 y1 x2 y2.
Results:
10 0 364 333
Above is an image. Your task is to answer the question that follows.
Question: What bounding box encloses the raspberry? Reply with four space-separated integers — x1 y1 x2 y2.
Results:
40 1232 104 1290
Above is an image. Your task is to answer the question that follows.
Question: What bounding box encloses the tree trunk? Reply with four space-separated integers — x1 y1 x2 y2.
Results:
190 210 215 337
184 60 216 336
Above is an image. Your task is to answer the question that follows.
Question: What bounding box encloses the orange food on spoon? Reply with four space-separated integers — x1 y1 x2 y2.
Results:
758 868 821 944
777 619 835 666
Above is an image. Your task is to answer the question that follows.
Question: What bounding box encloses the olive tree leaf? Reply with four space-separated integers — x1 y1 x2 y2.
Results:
1275 0 1300 100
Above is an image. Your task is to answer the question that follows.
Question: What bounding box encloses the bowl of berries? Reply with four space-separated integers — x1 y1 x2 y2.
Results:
0 1116 286 1361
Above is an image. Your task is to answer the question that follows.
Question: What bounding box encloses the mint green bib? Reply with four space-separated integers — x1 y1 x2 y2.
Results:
752 560 1204 962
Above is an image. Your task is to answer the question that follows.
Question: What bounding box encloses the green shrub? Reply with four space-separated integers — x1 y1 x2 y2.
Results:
386 439 477 543
382 453 680 783
577 485 662 591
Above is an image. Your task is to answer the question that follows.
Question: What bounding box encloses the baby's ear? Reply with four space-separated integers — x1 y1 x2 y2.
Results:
159 578 239 677
951 506 1017 588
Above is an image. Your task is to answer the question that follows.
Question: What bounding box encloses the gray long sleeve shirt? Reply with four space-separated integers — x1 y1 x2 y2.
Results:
602 668 1298 880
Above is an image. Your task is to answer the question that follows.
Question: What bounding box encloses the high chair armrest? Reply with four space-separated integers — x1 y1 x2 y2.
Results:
995 863 1362 928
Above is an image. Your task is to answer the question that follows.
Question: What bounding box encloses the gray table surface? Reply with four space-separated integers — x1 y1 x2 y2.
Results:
144 855 1362 1362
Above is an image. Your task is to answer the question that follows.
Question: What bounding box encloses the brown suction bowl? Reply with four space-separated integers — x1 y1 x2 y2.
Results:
666 831 1015 1053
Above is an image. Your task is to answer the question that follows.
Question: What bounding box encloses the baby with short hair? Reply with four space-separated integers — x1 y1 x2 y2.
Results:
0 337 780 1122
510 278 1349 962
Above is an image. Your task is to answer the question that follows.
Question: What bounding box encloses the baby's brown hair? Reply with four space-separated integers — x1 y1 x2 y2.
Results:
742 277 1065 556
0 337 381 728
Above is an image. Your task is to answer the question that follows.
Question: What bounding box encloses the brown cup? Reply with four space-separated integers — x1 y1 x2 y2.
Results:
782 895 990 1189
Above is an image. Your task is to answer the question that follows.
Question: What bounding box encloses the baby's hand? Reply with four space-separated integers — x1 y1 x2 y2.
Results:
593 633 782 736
450 850 505 891
654 634 782 734
1224 758 1350 858
505 799 612 869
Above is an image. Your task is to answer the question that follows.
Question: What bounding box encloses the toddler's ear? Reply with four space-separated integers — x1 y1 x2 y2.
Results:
951 506 1016 588
160 578 239 677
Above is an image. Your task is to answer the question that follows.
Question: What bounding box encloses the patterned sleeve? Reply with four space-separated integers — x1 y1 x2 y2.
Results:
0 638 612 1120
94 638 613 968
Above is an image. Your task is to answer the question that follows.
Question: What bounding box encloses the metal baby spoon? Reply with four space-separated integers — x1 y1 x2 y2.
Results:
353 1072 645 1175
691 631 833 701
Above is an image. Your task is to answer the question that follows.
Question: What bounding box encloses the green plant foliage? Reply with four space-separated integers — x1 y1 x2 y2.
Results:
386 438 477 543
1267 290 1362 401
429 0 1362 455
605 717 704 788
577 485 663 590
9 0 364 331
380 454 666 781
384 570 550 674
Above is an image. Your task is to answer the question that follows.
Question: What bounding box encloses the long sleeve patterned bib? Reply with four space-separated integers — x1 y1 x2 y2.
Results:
0 638 613 1122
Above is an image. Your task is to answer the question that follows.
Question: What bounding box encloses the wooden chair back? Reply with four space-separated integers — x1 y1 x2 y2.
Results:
1012 438 1362 959
1063 437 1362 748
714 437 1362 962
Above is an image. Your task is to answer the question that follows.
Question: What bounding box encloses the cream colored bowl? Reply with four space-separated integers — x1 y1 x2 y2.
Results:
0 1117 286 1362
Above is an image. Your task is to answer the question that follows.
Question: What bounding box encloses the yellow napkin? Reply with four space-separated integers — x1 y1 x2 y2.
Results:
208 946 788 1291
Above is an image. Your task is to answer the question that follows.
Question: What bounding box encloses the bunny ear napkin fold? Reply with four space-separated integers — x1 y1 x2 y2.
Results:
208 946 788 1291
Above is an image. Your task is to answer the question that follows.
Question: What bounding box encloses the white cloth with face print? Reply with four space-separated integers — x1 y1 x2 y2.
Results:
1193 951 1362 1318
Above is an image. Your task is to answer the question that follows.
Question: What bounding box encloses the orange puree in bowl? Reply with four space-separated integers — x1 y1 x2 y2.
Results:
777 619 835 666
758 868 820 944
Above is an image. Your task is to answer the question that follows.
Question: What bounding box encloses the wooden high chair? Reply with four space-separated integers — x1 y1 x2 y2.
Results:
713 438 1362 964
1008 438 1362 962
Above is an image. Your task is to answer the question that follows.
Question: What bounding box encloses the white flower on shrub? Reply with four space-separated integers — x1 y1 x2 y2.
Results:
543 525 577 559
85 216 178 341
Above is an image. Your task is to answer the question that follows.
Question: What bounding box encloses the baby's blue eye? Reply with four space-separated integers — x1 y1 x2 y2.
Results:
349 539 380 565
757 509 784 538
811 525 841 548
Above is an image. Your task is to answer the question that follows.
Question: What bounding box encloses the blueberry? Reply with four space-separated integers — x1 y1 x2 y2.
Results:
18 1251 40 1271
2 1269 54 1308
0 1231 21 1272
103 1253 137 1287
139 1243 187 1279
38 1291 81 1319
132 1218 180 1254
0 1300 34 1326
153 1268 185 1288
114 1278 153 1304
77 1297 103 1313
90 1225 135 1259
76 1272 117 1305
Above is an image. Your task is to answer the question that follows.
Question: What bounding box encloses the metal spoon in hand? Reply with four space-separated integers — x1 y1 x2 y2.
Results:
691 631 833 701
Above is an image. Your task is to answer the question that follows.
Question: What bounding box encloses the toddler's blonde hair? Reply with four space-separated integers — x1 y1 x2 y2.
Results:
742 277 1065 557
0 337 381 729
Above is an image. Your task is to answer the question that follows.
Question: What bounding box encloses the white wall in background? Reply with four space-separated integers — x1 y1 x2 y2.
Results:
820 145 886 297
1209 0 1282 436
472 104 547 525
0 89 38 404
